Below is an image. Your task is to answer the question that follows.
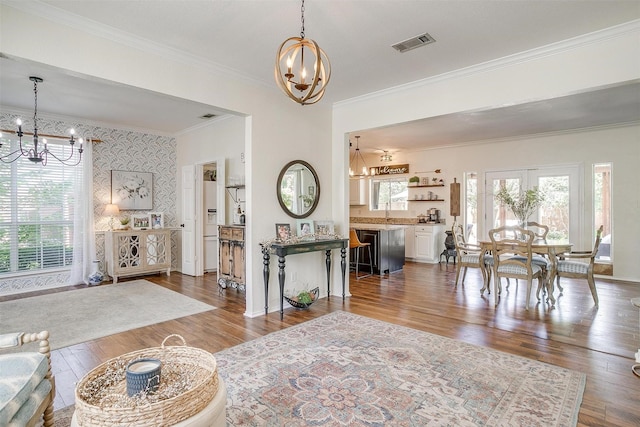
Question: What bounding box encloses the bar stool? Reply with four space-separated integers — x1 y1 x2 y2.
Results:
349 229 373 279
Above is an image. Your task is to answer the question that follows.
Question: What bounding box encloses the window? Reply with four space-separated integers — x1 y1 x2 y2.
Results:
464 172 478 243
0 138 82 275
370 177 408 211
594 163 612 261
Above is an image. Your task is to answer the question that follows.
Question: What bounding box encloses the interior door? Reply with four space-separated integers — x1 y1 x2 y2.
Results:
181 165 197 276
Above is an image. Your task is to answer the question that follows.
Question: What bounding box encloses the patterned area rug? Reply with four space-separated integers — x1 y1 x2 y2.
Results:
215 311 585 426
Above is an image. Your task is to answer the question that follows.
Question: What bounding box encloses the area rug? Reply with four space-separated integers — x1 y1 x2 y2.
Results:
215 311 585 426
0 280 215 350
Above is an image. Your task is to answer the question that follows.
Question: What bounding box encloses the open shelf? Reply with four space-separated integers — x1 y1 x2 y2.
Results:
409 184 445 188
409 199 445 202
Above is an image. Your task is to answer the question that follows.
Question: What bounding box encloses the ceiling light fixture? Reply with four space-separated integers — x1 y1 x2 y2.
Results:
381 151 392 162
275 0 331 105
0 76 83 166
349 136 369 177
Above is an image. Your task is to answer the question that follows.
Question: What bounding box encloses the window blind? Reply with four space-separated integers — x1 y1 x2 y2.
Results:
0 139 82 274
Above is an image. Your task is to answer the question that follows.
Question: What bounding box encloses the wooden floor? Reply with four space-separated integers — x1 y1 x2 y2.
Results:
5 261 640 426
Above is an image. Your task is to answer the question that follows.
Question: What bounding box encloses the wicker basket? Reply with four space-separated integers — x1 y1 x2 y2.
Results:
74 335 219 426
284 287 319 309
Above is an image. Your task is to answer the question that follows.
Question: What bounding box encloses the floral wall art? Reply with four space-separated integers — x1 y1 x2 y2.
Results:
111 170 153 209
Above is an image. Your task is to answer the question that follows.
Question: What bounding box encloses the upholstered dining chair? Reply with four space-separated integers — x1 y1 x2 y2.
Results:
554 225 604 306
509 221 551 294
452 223 492 293
0 331 55 427
349 229 373 279
489 225 545 310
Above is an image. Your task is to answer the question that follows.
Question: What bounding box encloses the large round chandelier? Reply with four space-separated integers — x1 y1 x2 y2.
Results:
275 0 331 105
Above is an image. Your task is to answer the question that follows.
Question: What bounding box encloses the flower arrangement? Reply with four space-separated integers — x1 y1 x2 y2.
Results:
494 186 545 226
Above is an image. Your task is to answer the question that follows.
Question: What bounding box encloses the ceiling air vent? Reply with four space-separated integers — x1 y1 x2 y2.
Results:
392 32 436 53
199 113 216 119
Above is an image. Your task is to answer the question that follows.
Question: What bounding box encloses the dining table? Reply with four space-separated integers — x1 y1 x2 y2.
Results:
478 238 572 307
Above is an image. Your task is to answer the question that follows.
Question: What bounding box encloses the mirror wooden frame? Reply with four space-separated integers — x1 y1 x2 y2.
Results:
277 160 320 219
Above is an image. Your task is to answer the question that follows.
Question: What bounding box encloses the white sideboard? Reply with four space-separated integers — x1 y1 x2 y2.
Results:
104 229 171 283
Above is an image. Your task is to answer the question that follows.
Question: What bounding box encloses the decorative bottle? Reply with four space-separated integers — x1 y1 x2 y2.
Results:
88 260 104 286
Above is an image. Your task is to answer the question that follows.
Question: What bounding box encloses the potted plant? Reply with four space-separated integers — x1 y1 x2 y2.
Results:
409 176 420 186
494 185 545 227
119 217 130 230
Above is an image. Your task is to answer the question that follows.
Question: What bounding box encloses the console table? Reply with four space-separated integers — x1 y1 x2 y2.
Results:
261 239 348 319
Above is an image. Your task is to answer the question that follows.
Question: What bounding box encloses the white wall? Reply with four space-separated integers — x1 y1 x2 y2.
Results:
333 24 640 282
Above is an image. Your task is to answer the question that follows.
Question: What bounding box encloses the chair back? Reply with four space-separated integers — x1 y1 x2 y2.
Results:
349 229 364 249
489 225 536 276
452 223 479 255
590 225 605 258
526 221 549 241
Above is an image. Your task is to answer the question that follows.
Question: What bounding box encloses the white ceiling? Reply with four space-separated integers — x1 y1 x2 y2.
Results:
1 0 639 152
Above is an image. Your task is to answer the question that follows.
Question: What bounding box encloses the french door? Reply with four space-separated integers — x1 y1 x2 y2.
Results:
484 166 582 247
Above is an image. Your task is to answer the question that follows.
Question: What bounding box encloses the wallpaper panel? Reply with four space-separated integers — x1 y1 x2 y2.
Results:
0 110 177 295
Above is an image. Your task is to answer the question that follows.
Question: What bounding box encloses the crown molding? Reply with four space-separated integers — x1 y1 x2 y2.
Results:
335 19 640 108
3 0 272 91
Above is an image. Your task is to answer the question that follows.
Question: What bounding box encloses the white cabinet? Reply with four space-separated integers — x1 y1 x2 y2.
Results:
404 226 415 259
204 236 218 272
105 229 171 283
349 178 366 205
414 225 445 263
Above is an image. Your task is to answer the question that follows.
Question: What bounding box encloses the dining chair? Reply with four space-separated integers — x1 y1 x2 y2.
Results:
509 222 551 293
554 225 604 306
489 225 545 310
452 223 492 293
349 229 373 279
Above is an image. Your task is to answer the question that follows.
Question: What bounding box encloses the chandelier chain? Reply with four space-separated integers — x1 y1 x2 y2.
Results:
33 79 38 137
300 0 305 38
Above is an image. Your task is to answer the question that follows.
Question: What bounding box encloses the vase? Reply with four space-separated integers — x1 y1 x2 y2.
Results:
88 260 104 286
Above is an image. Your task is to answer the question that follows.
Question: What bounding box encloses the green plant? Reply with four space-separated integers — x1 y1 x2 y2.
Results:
120 217 130 225
409 176 420 183
296 290 314 305
494 186 545 225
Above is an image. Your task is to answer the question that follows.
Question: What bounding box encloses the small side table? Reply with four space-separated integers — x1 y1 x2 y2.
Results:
631 297 640 378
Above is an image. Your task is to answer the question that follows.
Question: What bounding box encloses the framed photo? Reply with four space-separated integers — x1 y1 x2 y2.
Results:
314 220 334 239
275 223 291 242
111 170 153 210
131 213 150 230
296 219 315 240
149 212 164 229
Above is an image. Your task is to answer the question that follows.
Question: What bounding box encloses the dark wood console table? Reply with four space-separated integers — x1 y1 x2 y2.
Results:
261 238 348 320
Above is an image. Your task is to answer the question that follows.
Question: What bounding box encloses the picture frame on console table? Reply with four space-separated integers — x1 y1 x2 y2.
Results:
296 219 315 241
149 212 164 229
314 221 334 239
131 213 150 230
276 223 291 242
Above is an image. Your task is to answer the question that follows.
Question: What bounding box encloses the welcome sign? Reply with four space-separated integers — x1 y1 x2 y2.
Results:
371 164 409 175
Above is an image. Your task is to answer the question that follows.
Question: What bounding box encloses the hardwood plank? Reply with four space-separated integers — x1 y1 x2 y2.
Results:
3 261 639 425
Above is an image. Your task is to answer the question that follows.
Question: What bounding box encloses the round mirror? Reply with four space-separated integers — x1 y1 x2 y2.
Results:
277 160 320 219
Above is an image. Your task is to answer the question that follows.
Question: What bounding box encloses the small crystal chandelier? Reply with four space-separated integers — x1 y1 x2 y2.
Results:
275 0 331 105
0 76 83 166
349 136 369 176
380 151 392 162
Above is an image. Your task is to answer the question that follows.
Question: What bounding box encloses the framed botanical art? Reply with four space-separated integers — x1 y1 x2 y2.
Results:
275 223 291 242
149 212 164 229
314 220 334 239
111 170 153 210
131 213 150 230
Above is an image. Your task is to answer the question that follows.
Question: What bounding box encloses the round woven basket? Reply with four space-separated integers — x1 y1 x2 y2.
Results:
74 335 219 426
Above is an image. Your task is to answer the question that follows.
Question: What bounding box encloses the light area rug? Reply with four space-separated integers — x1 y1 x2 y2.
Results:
214 311 585 427
0 280 215 350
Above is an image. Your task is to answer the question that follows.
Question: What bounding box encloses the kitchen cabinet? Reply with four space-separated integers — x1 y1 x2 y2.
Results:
404 226 415 259
415 225 445 264
349 177 366 206
104 229 171 283
353 226 405 275
218 225 245 290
